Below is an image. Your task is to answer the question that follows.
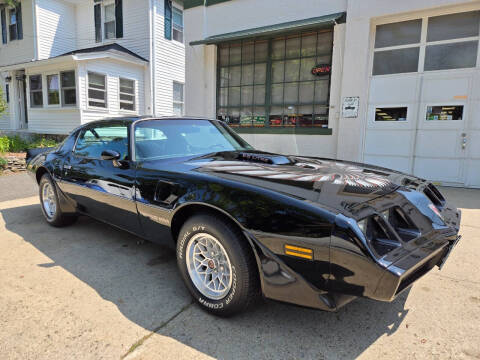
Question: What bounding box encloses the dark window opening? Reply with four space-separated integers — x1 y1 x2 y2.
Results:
426 105 463 121
217 29 333 129
375 107 408 121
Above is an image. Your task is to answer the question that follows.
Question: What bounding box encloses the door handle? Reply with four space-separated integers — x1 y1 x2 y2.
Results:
461 133 467 150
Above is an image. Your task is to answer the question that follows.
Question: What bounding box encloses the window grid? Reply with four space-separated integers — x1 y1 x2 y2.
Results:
119 78 135 111
88 72 107 108
217 29 333 128
373 11 480 75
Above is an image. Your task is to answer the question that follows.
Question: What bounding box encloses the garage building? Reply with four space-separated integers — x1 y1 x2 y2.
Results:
184 0 480 188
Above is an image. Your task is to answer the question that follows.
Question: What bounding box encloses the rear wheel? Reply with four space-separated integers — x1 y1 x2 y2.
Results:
176 214 260 317
39 174 77 227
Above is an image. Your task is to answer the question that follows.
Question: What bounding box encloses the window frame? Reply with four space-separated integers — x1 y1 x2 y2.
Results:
60 70 77 107
8 7 18 41
103 1 116 41
46 73 60 107
119 77 136 113
29 74 43 108
172 6 183 43
372 10 480 76
172 81 184 116
73 121 130 160
87 71 108 110
216 29 334 129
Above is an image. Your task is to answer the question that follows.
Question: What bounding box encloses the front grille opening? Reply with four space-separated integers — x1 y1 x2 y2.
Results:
387 207 421 242
365 216 401 257
424 184 445 209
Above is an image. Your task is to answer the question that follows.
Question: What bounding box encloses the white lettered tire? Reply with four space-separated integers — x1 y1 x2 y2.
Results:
176 214 259 316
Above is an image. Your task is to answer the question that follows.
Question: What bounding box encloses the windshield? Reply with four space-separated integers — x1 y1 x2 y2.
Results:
134 119 254 161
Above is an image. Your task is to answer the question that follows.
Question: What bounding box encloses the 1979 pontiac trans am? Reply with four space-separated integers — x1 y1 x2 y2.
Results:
27 117 462 316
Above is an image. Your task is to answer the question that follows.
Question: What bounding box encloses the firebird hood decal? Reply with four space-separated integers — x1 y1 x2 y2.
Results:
188 151 408 212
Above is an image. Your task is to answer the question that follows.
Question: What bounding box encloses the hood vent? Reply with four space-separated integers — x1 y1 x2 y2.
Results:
423 184 445 209
237 152 293 165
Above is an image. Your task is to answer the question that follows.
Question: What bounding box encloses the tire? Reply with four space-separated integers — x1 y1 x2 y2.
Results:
39 173 77 227
177 214 260 317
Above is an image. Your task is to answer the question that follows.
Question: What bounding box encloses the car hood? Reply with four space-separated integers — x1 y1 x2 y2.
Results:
187 151 426 214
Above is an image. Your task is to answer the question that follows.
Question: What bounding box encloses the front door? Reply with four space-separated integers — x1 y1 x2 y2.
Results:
60 121 142 234
412 75 470 185
17 72 27 129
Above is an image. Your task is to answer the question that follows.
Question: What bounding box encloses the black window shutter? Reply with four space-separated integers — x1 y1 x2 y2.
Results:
16 3 22 40
94 3 101 43
115 0 123 38
164 0 172 40
1 9 6 44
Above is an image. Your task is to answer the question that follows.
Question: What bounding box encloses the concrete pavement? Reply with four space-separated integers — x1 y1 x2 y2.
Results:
0 173 479 359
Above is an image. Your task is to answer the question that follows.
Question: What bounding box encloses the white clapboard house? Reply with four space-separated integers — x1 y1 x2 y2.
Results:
0 0 184 134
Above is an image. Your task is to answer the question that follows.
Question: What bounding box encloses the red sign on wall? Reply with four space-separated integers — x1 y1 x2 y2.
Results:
311 64 331 76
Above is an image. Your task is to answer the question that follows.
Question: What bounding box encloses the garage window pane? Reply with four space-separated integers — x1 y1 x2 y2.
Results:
375 19 422 48
424 41 478 71
427 11 480 42
373 47 419 75
375 107 408 121
426 105 463 121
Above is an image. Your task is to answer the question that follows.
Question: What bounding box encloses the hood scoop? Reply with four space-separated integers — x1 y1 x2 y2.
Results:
236 152 293 165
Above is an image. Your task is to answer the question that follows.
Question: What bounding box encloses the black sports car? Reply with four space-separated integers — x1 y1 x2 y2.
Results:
27 117 462 316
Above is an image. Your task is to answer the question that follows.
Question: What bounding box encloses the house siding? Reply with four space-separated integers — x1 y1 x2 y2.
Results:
0 0 36 66
153 0 185 115
77 59 146 125
36 0 76 59
75 0 150 60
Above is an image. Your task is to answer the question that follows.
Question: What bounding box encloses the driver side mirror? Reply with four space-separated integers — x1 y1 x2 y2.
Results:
101 149 121 161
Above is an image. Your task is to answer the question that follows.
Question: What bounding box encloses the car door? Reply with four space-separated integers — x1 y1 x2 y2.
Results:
60 120 142 234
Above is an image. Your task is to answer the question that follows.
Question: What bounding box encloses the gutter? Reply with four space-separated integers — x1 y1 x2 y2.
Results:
32 0 38 60
149 0 156 116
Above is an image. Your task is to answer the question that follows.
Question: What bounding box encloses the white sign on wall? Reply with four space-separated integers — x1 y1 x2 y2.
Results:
342 97 359 118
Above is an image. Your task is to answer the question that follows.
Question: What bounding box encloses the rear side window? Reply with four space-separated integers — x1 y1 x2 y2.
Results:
74 124 128 159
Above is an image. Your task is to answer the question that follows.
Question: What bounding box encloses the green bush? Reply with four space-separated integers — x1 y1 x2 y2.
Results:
0 134 59 153
0 156 7 170
0 136 9 153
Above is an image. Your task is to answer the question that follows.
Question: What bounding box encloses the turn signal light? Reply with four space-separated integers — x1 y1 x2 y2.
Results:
284 244 313 260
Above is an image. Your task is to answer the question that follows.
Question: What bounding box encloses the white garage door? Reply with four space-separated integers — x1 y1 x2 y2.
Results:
364 9 480 188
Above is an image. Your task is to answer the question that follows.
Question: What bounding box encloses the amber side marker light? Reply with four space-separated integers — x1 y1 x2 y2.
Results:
284 244 313 260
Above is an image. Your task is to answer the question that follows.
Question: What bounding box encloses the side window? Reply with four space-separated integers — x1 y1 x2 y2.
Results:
74 124 129 159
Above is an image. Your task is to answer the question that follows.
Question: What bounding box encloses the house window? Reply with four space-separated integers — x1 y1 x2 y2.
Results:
104 3 116 40
29 75 43 107
217 29 333 128
88 72 107 108
173 82 184 116
61 71 76 106
373 11 480 75
47 74 60 105
172 7 183 43
119 78 135 111
9 8 17 41
375 107 408 121
94 0 123 42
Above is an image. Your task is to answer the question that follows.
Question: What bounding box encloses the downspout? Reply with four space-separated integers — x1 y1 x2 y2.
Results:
32 0 38 60
148 0 156 115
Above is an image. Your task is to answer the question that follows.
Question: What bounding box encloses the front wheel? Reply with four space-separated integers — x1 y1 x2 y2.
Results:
39 174 77 227
176 214 260 317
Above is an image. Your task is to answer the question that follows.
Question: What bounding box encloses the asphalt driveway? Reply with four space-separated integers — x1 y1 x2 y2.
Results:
0 173 479 359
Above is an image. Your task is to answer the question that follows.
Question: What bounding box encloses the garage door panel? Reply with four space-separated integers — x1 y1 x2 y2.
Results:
467 130 480 159
421 77 470 102
415 130 460 158
469 101 480 129
369 75 418 103
465 160 480 188
413 158 462 183
364 155 411 174
365 130 412 156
